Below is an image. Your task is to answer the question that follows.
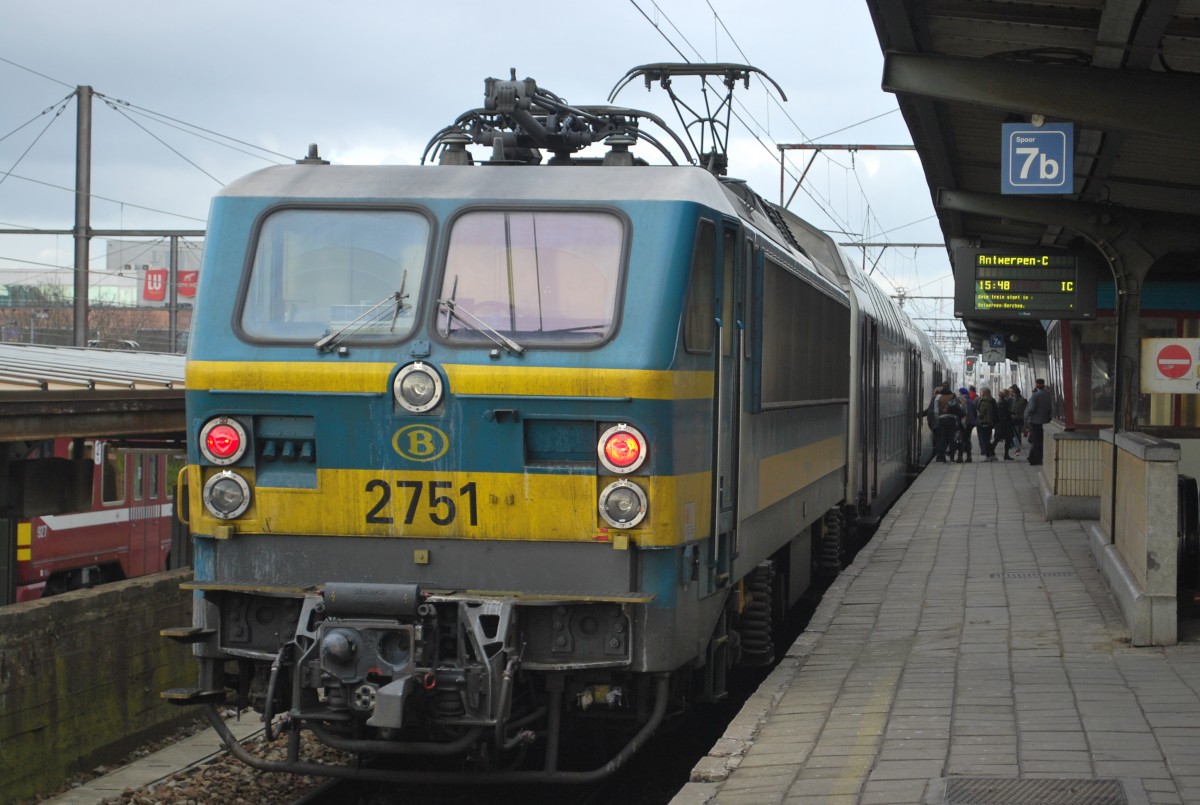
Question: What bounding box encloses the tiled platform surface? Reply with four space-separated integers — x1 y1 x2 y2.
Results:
673 460 1200 805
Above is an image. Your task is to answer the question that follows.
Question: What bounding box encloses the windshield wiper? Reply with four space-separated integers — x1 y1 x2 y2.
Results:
315 273 410 353
437 277 525 356
538 324 607 333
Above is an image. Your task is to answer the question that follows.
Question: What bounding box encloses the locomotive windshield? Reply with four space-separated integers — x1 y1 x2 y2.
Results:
437 210 623 347
240 209 430 344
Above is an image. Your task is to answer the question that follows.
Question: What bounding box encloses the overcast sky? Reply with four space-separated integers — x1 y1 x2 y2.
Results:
0 0 964 347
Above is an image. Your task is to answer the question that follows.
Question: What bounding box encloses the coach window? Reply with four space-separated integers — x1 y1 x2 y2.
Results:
133 457 145 502
101 445 125 505
439 211 622 347
684 221 716 353
166 455 185 500
148 454 160 499
241 209 430 344
760 257 849 406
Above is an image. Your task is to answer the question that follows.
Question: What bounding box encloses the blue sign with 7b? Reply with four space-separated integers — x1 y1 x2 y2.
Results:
1001 123 1073 194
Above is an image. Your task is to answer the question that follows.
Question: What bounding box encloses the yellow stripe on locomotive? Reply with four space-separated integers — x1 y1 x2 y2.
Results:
187 360 715 400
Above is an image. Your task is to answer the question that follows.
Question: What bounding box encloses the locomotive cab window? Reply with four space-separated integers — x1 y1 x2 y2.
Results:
240 208 430 344
438 210 623 347
684 221 716 353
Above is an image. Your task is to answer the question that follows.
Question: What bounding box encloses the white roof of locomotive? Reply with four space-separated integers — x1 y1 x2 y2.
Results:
221 164 739 208
219 162 844 299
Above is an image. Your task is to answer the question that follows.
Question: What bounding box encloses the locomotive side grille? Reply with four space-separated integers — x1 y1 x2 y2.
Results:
255 415 316 488
524 419 594 465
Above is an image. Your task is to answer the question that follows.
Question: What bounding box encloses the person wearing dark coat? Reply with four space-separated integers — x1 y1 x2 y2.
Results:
954 387 976 463
975 387 996 459
1009 385 1027 455
925 383 963 463
988 388 1014 461
1026 378 1052 466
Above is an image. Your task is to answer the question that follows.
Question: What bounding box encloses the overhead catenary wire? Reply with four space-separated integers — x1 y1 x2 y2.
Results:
98 95 226 187
638 0 925 256
0 57 293 233
0 168 208 224
679 2 957 310
696 0 955 326
627 0 857 236
97 93 293 165
649 0 954 345
0 56 74 90
0 94 73 194
626 0 960 342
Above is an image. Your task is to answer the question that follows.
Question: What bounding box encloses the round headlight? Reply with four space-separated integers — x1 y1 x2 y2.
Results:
203 471 251 520
200 417 248 465
394 362 443 413
598 424 647 474
598 480 648 529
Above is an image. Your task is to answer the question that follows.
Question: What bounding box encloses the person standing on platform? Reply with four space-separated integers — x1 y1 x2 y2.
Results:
956 387 976 463
925 383 963 463
989 387 1015 461
1026 378 1051 466
976 386 996 460
921 385 941 458
1009 385 1027 456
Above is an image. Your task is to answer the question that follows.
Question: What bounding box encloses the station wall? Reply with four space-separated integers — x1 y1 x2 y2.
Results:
0 570 196 803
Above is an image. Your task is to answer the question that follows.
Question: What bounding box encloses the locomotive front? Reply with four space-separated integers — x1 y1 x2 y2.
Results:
163 65 830 782
165 161 740 780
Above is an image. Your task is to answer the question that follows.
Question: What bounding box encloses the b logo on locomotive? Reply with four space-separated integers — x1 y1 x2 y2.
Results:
391 424 450 462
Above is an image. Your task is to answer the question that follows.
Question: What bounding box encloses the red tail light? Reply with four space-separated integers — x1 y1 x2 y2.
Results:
598 424 647 473
200 418 247 465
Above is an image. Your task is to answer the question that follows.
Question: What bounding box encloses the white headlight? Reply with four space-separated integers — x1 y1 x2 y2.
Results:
598 480 647 529
393 362 443 413
203 471 251 520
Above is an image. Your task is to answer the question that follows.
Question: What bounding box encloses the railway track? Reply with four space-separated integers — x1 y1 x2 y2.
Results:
90 559 841 805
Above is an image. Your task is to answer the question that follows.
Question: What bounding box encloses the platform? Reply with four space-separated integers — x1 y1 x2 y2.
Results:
39 715 261 805
674 460 1200 805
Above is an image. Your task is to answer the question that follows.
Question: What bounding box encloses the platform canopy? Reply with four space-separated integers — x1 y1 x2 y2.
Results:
866 0 1200 359
0 343 184 443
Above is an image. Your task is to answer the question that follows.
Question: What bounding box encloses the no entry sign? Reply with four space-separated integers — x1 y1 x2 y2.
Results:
1157 344 1192 379
1142 339 1200 393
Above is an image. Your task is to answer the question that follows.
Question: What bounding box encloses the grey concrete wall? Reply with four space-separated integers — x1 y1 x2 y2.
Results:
0 570 197 803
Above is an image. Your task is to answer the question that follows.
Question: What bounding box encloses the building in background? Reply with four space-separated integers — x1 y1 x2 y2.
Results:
0 238 202 350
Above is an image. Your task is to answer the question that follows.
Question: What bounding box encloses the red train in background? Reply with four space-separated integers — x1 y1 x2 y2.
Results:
9 438 185 603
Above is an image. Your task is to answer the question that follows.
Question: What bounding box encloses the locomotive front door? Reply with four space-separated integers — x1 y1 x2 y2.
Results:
709 223 742 593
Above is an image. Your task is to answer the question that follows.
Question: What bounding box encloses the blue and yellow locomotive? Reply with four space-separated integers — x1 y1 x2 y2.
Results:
165 65 945 782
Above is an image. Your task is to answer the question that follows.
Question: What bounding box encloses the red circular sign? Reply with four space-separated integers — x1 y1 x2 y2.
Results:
1157 344 1193 379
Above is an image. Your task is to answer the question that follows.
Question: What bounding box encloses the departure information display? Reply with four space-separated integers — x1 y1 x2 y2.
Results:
953 248 1096 320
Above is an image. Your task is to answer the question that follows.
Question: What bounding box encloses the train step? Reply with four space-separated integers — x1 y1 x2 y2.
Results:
161 687 226 705
160 626 216 644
